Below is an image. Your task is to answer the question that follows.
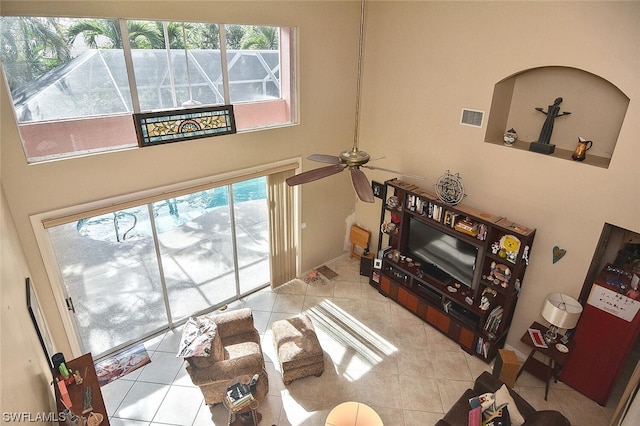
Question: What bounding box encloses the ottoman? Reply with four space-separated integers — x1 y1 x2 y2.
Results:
272 313 324 385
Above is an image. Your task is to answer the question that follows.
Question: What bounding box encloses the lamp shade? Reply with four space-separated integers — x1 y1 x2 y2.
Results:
541 293 583 330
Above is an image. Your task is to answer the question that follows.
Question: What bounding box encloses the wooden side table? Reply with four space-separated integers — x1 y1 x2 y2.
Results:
516 321 575 400
222 375 265 426
54 353 110 426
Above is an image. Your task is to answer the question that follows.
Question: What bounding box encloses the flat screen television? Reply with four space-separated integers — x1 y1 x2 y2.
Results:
405 216 480 289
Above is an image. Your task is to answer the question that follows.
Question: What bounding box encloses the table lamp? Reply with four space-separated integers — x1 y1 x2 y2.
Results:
541 292 583 343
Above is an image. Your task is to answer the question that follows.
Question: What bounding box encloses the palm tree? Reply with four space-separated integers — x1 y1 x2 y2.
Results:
0 16 70 91
67 19 162 49
153 21 187 49
241 26 279 50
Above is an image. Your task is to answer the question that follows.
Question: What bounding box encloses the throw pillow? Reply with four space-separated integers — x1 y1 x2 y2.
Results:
469 392 496 411
494 384 525 426
469 406 482 426
483 405 511 426
468 407 482 426
469 392 506 424
177 316 218 358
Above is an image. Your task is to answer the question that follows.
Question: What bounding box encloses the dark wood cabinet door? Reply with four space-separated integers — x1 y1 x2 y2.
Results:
458 325 476 350
380 275 392 295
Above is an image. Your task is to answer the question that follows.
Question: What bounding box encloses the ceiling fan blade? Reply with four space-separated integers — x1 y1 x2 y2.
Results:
350 168 375 203
308 154 341 164
286 164 346 186
362 165 427 180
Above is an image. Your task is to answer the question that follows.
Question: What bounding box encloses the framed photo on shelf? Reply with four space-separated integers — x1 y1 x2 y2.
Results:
371 181 386 200
26 278 55 369
374 258 383 269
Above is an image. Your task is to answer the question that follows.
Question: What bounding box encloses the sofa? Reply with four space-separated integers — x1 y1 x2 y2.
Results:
184 308 269 406
436 371 570 426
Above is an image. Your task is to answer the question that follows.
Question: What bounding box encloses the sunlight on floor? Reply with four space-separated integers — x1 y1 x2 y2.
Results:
307 299 397 379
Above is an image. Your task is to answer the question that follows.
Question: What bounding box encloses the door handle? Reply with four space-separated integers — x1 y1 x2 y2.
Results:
65 297 75 313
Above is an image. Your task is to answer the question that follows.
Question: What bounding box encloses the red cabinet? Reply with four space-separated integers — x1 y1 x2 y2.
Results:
560 284 640 405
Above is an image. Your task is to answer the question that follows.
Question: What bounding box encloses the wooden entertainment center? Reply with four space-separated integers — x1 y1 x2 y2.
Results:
372 179 536 362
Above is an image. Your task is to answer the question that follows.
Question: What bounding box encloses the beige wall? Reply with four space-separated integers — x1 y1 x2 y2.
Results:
1 187 57 419
0 0 362 411
1 0 640 409
1 0 361 360
355 1 640 355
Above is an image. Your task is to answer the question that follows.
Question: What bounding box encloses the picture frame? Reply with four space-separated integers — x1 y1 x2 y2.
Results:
371 181 386 200
26 278 54 369
528 328 548 349
374 258 382 269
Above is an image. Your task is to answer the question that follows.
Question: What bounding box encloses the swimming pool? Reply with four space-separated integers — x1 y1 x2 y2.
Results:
78 177 267 242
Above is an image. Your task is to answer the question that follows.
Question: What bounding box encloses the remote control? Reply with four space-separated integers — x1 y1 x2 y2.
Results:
250 374 259 386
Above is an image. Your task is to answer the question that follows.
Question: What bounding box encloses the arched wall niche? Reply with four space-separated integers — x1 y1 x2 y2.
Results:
485 66 629 168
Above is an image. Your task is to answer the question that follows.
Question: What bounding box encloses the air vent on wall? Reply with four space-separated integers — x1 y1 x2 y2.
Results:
460 108 484 127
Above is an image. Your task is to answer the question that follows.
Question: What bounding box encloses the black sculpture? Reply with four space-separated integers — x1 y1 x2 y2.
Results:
529 97 571 154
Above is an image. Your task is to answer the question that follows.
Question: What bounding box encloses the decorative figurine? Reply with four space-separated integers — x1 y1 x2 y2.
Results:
484 262 511 288
523 246 530 266
73 369 83 385
491 241 501 255
529 97 571 155
480 287 497 310
434 170 465 206
572 137 593 161
498 234 521 264
503 128 518 146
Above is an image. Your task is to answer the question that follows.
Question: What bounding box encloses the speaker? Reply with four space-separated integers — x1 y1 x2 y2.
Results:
360 255 374 277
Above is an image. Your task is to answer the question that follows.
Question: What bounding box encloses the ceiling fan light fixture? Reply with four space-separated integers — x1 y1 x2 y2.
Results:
339 148 370 167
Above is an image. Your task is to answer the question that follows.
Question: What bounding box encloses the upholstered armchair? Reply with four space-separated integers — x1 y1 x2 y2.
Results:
184 308 269 406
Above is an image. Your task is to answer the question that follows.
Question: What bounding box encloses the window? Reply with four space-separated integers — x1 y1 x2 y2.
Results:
0 17 296 163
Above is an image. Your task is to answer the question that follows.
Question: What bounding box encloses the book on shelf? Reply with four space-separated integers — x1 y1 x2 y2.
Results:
476 337 489 358
444 210 459 228
417 198 427 215
431 204 443 222
484 306 504 334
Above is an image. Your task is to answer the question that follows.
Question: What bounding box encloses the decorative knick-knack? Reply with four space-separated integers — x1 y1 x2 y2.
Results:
572 136 593 161
503 128 518 146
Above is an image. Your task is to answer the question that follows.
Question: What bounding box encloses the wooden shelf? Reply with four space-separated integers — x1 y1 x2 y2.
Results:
485 139 611 168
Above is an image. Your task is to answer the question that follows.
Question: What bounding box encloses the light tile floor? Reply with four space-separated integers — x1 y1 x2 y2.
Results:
102 256 613 425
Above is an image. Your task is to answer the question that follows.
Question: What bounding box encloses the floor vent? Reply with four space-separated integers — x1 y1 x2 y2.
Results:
460 108 484 127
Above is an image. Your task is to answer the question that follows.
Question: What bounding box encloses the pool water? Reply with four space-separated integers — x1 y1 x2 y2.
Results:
78 177 267 242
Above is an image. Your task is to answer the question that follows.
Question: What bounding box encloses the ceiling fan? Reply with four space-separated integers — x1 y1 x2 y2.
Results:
286 0 421 203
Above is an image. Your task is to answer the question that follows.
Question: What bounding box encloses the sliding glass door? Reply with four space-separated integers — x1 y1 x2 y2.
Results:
154 187 236 322
48 177 270 358
48 206 168 356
